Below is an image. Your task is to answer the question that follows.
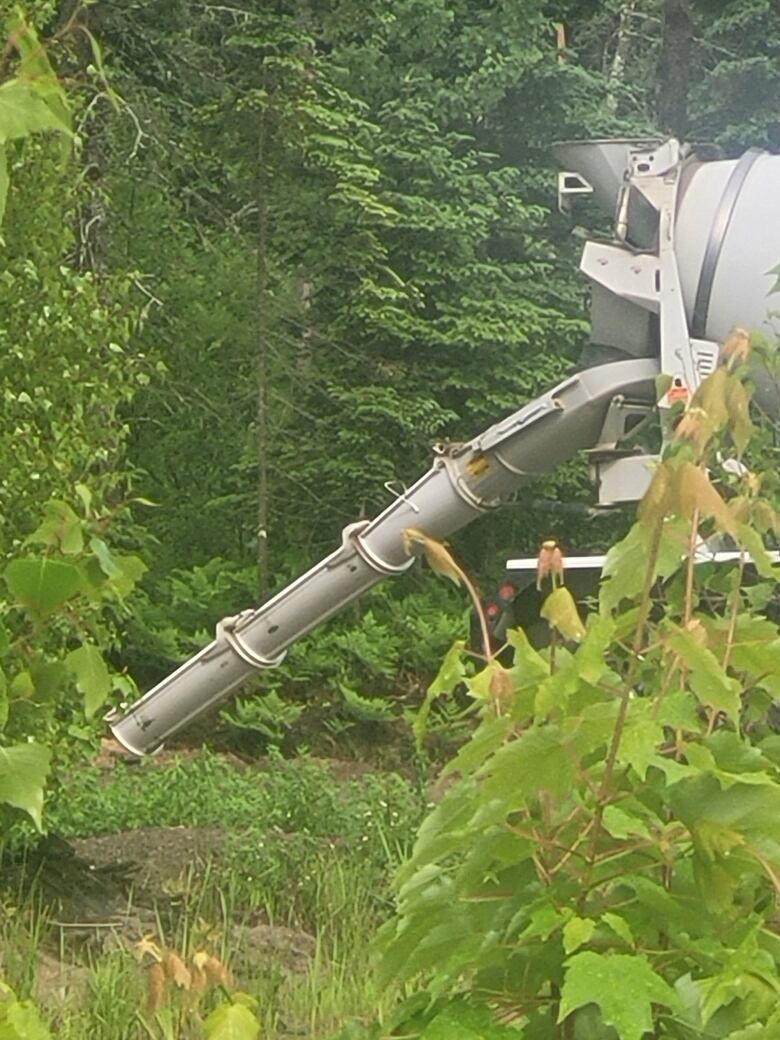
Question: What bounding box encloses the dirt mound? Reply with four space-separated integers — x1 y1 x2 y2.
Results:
71 825 227 891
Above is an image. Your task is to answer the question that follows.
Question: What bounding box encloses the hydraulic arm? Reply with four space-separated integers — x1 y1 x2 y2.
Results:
108 358 658 755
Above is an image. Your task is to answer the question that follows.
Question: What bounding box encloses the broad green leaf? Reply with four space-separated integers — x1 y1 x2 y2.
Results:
89 536 120 577
693 819 745 861
4 557 81 616
506 626 549 682
428 640 467 696
66 643 111 717
725 376 754 455
656 689 701 732
203 1000 260 1040
9 671 34 699
600 519 685 614
575 614 616 683
535 653 581 716
414 640 465 748
74 483 92 514
560 952 679 1040
106 553 148 599
563 916 595 954
541 586 585 641
0 742 51 830
29 659 65 703
736 523 779 581
421 1000 518 1038
671 775 780 844
601 912 635 948
698 931 780 1026
693 855 738 912
665 623 742 723
602 804 651 841
10 12 71 132
26 500 84 555
0 80 69 143
0 615 8 655
617 703 664 780
441 714 511 779
481 725 575 803
467 660 507 700
0 997 53 1039
519 902 565 942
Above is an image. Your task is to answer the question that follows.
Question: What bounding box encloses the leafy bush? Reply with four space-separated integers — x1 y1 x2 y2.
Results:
374 353 780 1038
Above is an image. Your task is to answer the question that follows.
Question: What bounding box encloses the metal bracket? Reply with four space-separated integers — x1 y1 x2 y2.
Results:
593 394 654 449
383 480 420 514
216 613 287 668
557 170 594 214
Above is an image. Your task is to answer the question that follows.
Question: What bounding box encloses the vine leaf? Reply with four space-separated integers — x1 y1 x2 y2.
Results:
560 952 679 1040
0 742 51 830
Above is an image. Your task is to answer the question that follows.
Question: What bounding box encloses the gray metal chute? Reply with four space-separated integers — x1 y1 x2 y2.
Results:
108 357 658 756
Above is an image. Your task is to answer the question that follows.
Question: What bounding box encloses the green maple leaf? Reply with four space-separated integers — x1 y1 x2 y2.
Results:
560 952 679 1040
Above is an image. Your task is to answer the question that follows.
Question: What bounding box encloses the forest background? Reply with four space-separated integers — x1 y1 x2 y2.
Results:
2 1 780 1038
2 0 780 807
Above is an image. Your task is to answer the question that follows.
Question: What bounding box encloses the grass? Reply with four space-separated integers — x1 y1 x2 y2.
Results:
0 749 428 1038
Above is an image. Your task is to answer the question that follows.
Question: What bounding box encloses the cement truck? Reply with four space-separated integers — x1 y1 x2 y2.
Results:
108 137 780 756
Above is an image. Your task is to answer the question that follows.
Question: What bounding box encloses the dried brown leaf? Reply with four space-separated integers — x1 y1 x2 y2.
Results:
402 527 463 586
675 463 736 535
146 962 168 1015
488 667 514 707
536 540 564 590
162 950 192 990
203 954 232 988
135 935 163 964
721 327 751 369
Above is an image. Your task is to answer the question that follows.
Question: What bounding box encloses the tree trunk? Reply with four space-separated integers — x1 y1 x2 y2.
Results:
606 1 638 114
256 113 272 600
656 0 693 138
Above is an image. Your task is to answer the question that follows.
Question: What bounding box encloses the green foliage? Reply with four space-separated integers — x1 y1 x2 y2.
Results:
203 998 260 1040
0 499 146 829
0 743 49 830
0 981 51 1040
0 9 71 225
377 359 780 1038
0 10 149 837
